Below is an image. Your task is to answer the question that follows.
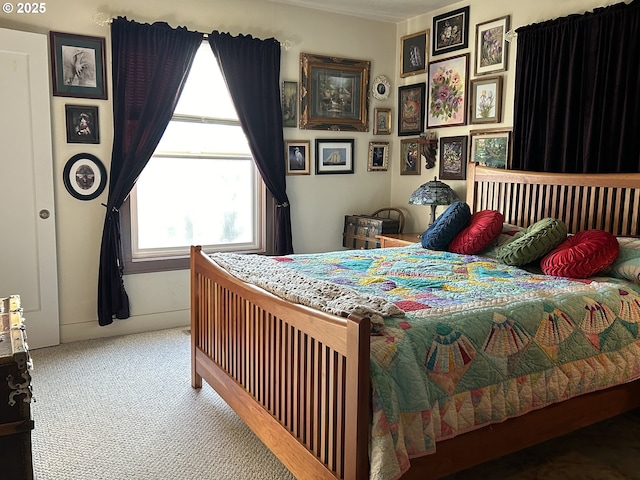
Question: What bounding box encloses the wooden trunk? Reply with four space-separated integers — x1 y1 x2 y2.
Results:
342 215 401 250
0 296 34 480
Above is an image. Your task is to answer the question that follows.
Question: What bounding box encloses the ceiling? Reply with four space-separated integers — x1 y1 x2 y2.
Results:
262 0 462 23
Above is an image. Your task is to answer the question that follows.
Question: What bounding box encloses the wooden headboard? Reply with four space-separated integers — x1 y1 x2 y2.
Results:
466 163 640 236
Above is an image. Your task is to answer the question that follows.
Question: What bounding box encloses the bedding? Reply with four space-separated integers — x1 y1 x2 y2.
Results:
211 246 640 480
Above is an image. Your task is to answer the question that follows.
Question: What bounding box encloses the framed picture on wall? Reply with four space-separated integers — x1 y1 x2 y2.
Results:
50 31 107 99
432 6 470 57
398 83 426 136
470 129 511 169
65 104 100 144
282 81 298 128
400 30 428 77
439 135 468 180
427 54 469 128
315 139 354 174
475 15 510 76
373 107 392 135
469 76 503 124
368 142 389 171
300 53 370 132
400 138 421 175
285 140 311 175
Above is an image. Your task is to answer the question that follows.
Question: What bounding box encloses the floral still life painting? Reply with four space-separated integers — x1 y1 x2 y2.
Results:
469 76 502 124
439 135 467 180
427 54 469 128
475 16 510 75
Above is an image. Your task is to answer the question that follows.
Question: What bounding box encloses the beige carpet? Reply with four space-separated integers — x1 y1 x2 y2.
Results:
30 327 640 480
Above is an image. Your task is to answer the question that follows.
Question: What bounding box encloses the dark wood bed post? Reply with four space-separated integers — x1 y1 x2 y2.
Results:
190 245 203 389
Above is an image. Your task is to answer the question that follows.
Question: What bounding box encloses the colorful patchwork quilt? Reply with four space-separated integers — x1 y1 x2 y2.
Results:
213 245 640 480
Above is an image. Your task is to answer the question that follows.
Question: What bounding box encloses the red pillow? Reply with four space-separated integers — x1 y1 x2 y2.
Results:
448 210 504 254
540 230 619 278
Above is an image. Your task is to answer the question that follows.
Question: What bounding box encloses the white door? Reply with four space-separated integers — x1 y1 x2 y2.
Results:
0 28 60 348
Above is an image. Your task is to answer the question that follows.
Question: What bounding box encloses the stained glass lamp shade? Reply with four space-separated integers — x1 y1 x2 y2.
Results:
408 177 458 225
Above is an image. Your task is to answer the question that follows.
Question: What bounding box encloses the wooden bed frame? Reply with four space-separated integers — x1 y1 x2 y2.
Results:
191 163 640 480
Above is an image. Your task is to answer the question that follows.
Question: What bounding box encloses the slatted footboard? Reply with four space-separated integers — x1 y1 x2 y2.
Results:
190 246 370 480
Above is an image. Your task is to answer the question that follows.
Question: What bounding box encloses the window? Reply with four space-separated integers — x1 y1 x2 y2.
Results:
123 43 266 273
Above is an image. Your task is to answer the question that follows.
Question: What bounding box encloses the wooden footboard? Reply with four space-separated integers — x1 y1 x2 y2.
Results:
190 246 370 480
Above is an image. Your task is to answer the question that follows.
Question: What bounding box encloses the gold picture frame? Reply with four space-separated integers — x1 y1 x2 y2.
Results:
285 140 311 175
373 107 392 135
400 30 428 77
368 142 389 171
299 53 370 132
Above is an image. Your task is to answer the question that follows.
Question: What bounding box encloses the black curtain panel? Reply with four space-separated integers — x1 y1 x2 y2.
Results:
512 0 640 173
208 31 294 255
98 17 202 326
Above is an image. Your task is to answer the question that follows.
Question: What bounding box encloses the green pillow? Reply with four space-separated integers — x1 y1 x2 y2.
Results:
497 218 567 266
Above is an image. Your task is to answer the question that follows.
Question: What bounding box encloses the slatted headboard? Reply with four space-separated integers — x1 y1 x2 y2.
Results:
466 163 640 236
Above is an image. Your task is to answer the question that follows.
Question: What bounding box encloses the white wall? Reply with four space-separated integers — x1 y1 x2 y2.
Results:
0 0 616 343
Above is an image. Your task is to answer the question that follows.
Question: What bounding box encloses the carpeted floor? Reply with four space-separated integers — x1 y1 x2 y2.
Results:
29 327 640 480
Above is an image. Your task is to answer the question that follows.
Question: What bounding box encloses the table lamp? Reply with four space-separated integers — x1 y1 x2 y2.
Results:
408 177 458 225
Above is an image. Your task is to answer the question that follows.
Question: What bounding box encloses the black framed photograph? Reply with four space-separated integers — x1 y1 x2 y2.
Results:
50 31 107 99
432 6 470 57
398 83 426 136
475 16 510 76
374 107 392 135
62 153 107 200
285 140 311 175
282 81 298 128
300 53 370 132
65 104 99 144
315 139 354 174
470 129 511 169
427 53 469 128
368 142 389 171
400 138 421 175
469 76 503 124
400 30 428 77
439 135 468 180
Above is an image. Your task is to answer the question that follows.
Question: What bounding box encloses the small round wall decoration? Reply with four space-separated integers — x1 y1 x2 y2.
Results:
63 153 107 200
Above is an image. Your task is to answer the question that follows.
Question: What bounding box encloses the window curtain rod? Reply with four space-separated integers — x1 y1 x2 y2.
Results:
91 12 293 49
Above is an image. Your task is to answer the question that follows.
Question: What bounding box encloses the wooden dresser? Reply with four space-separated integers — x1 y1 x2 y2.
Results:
376 232 422 248
0 295 34 479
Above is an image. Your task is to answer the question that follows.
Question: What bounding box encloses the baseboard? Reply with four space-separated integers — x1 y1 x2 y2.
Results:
59 310 190 344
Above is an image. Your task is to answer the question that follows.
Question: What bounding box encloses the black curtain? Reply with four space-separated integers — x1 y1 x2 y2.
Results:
512 0 640 173
208 31 294 255
98 18 202 326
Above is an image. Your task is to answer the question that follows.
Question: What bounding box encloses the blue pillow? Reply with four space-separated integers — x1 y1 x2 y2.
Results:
421 201 471 251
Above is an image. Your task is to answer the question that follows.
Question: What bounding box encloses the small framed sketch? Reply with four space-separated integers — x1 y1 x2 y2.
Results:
50 31 107 99
368 142 389 171
374 107 392 135
470 129 511 169
282 81 298 128
427 54 469 128
469 76 503 124
315 139 354 174
398 83 426 136
432 6 470 57
400 138 421 175
65 104 99 144
439 135 468 180
400 30 428 77
475 16 510 76
285 140 311 175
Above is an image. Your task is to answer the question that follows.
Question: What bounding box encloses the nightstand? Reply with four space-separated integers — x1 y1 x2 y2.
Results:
375 232 422 248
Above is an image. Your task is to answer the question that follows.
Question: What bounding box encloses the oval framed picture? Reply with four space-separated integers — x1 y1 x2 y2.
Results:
62 153 107 200
372 75 391 100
